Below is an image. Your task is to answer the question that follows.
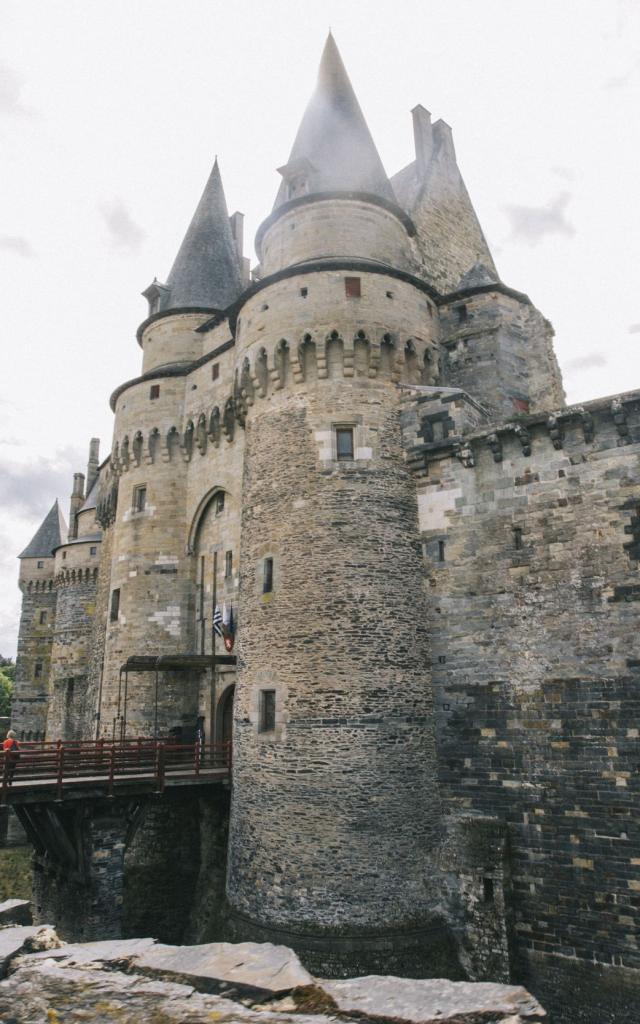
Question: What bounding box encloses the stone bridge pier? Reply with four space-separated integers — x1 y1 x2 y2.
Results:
16 788 230 943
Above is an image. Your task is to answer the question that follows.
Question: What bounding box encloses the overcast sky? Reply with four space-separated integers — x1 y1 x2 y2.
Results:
1 0 639 656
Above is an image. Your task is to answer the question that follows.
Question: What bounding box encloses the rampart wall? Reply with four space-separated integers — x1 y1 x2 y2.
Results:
411 390 640 1021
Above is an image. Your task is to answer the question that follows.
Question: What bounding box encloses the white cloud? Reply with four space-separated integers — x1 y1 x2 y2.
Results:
0 235 35 258
504 192 575 246
100 199 145 251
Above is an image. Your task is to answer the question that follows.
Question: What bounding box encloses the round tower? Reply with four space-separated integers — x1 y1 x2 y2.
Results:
97 157 245 740
226 36 454 976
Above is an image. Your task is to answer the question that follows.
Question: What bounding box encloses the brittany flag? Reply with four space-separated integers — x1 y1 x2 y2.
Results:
222 602 235 652
213 604 223 638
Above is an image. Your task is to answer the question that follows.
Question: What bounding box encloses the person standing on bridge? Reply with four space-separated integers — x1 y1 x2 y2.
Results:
2 730 20 785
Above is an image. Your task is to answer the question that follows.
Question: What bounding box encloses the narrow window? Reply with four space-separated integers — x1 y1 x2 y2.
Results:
90 546 97 556
483 877 495 904
37 560 44 569
149 384 160 400
62 551 67 560
336 427 354 461
259 689 276 733
215 492 225 514
345 276 361 298
133 485 147 512
34 661 43 679
457 304 468 323
110 588 120 622
300 287 308 298
212 363 220 381
263 557 274 594
225 550 233 578
39 610 48 625
438 540 446 562
513 527 523 550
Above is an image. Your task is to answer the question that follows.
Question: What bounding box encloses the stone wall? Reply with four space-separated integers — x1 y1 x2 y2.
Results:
412 390 640 1015
13 563 57 740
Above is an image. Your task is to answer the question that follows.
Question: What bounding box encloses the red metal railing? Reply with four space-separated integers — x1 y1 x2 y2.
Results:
0 739 231 803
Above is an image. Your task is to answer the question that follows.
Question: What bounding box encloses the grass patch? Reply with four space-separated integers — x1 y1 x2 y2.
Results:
0 846 31 901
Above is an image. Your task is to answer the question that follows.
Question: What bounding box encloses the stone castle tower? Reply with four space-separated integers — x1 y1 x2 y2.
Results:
14 34 640 1021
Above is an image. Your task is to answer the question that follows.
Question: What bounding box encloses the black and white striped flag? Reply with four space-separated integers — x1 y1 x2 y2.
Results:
213 604 223 637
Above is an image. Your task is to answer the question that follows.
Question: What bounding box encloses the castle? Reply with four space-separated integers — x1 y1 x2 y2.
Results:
13 34 640 1024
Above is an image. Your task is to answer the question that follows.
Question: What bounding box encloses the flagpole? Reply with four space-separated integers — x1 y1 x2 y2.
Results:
212 550 217 658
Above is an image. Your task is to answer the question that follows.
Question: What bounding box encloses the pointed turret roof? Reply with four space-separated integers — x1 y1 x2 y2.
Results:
165 158 243 311
19 501 67 559
273 33 395 209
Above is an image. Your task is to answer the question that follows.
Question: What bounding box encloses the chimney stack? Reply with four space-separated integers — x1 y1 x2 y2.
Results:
68 473 85 541
412 105 434 179
86 438 100 498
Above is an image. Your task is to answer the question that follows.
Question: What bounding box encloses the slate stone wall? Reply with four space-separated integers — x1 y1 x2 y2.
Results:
415 394 640 1015
46 573 98 739
13 563 57 740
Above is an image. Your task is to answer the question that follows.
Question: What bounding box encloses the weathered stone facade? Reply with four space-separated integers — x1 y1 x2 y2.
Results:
13 32 639 1023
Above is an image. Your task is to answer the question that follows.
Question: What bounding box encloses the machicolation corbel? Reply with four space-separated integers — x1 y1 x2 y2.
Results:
546 413 563 449
487 433 503 463
455 442 475 468
611 398 630 443
512 424 531 457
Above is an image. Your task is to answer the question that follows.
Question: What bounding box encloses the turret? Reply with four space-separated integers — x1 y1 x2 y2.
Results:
140 158 243 373
13 501 67 739
256 33 416 277
227 35 453 977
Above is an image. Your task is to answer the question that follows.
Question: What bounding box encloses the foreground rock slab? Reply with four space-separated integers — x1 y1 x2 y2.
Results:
17 935 158 968
319 976 546 1022
0 926 59 976
0 961 334 1024
0 899 31 926
132 939 314 998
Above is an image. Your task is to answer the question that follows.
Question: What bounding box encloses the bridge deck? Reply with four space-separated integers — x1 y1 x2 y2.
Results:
0 740 230 804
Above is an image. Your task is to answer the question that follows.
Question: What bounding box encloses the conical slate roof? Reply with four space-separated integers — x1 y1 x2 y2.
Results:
19 500 67 559
165 158 243 310
273 33 395 209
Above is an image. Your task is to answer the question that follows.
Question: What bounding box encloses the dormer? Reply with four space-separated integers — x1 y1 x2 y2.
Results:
277 156 317 202
142 278 171 317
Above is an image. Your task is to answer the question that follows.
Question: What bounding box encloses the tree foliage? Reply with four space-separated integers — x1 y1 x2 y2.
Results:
0 658 15 717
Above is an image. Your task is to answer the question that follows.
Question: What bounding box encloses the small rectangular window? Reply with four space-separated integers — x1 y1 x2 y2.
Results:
215 492 225 514
34 661 43 679
39 611 48 625
483 877 495 904
336 427 354 461
345 276 361 298
457 304 468 323
110 588 120 622
90 546 97 556
300 287 308 297
134 485 147 512
438 540 446 562
513 527 523 550
263 557 274 594
225 550 233 578
259 689 276 733
386 290 394 299
62 551 67 560
212 363 220 381
37 560 44 569
149 384 160 400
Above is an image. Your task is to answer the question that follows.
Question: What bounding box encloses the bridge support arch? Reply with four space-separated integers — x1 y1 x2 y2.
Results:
17 787 231 943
